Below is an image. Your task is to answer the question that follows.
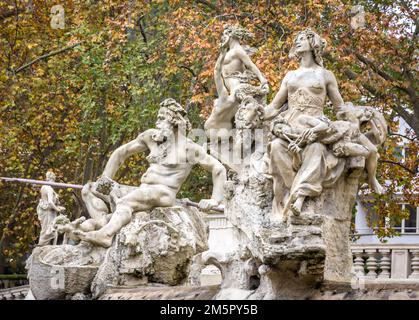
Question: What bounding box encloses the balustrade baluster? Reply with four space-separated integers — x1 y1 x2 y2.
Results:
378 249 391 279
365 249 378 279
352 249 365 278
409 250 419 279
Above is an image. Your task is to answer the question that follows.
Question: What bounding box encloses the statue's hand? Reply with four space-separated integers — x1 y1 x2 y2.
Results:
260 82 269 94
198 199 220 211
57 206 66 212
95 175 114 195
301 128 317 143
288 142 301 154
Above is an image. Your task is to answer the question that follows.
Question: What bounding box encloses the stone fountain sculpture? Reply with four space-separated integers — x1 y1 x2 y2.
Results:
25 26 389 300
201 28 388 299
26 99 227 299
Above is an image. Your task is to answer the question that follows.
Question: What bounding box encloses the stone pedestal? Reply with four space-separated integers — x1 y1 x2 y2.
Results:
26 204 208 300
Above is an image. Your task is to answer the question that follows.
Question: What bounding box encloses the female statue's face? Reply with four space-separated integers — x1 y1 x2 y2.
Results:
294 33 311 54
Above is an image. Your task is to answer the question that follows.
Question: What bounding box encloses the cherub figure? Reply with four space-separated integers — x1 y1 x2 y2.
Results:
271 103 387 217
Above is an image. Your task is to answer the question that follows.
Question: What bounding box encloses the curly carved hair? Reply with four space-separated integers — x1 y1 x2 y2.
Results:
289 28 327 67
223 24 253 40
159 98 191 131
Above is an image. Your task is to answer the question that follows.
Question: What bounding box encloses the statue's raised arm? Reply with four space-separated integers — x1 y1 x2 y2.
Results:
221 25 267 95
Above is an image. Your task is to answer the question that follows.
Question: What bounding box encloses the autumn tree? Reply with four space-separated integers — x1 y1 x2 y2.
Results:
0 0 417 272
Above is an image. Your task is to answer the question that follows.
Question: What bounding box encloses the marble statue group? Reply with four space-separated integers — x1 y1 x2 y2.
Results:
28 25 388 300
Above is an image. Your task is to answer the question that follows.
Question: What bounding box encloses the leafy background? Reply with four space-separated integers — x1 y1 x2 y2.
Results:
0 0 417 272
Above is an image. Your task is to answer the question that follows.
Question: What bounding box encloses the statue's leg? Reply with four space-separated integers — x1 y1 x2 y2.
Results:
358 135 383 194
268 138 294 220
288 142 328 213
74 184 175 247
81 182 109 221
290 196 305 216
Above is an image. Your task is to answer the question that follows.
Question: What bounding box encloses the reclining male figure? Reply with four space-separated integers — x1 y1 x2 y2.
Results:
74 98 227 248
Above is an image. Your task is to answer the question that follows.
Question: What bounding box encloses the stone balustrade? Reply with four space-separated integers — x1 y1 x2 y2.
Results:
351 244 419 280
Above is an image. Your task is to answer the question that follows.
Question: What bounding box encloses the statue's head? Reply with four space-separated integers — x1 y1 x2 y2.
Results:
221 25 252 47
289 28 327 67
271 116 291 137
46 171 56 182
156 98 191 132
336 103 373 123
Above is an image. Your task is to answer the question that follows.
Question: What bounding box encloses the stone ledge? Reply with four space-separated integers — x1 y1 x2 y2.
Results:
99 285 220 300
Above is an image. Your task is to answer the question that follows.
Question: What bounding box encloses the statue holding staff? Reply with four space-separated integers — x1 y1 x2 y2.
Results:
36 171 65 246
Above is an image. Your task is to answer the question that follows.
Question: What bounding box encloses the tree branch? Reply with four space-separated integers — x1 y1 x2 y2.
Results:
137 15 147 44
343 48 410 94
177 64 196 77
323 51 419 135
379 159 416 175
13 42 82 74
194 0 221 14
389 132 417 142
0 7 24 21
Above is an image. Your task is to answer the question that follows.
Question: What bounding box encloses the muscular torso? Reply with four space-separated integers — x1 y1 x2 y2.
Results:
140 129 193 191
222 48 246 77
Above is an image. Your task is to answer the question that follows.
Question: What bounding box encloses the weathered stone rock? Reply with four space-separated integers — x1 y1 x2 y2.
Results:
91 205 208 298
26 204 208 300
26 243 104 300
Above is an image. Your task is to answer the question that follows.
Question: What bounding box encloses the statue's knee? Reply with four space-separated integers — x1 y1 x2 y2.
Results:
114 204 133 222
270 138 286 151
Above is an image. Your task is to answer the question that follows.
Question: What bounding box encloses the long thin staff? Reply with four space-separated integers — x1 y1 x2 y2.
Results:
0 177 224 212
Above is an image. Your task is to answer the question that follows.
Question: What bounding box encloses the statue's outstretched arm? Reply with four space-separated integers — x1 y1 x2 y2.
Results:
265 72 290 120
102 133 148 179
325 70 344 111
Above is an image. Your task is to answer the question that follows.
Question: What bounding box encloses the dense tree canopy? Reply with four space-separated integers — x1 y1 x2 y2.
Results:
0 0 417 272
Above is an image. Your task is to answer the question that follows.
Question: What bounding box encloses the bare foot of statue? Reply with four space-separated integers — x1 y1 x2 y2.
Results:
370 178 384 195
291 196 304 216
72 216 86 226
73 229 113 248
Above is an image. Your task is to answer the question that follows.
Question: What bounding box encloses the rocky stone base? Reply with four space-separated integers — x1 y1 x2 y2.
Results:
26 204 208 300
91 205 208 298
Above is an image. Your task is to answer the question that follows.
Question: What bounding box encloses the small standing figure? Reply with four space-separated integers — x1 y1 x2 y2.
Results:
36 171 65 246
